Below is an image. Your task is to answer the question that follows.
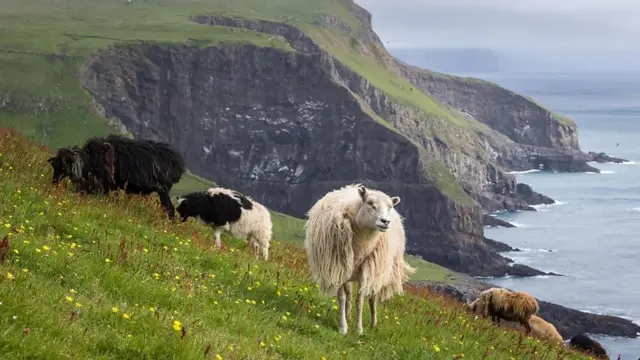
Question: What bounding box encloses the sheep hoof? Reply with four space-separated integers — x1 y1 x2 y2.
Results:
356 327 363 335
339 327 348 335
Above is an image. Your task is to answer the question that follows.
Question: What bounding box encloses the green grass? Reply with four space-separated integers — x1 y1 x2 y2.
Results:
0 128 590 360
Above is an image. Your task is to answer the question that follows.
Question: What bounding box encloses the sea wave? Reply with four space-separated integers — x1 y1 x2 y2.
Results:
517 248 557 253
531 201 565 211
509 222 528 228
579 308 637 322
586 170 615 174
507 169 540 175
622 161 639 165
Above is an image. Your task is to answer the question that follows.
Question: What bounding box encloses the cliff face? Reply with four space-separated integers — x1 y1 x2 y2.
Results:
83 43 523 277
81 8 585 278
395 69 580 150
338 0 604 174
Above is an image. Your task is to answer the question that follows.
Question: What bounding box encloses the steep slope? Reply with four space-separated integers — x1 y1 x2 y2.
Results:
0 0 589 277
0 128 594 359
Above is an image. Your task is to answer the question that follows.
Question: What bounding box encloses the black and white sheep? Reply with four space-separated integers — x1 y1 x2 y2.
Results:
47 134 185 219
175 187 272 260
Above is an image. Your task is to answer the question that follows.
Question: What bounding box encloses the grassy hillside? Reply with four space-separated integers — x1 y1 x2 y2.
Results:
0 130 590 359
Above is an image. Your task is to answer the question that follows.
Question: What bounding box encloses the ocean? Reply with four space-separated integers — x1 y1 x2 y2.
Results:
468 71 640 358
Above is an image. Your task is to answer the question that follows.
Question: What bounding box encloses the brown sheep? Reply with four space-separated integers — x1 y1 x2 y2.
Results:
468 287 539 333
528 315 563 345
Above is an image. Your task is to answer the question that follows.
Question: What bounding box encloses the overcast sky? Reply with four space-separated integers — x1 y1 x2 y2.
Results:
354 0 640 70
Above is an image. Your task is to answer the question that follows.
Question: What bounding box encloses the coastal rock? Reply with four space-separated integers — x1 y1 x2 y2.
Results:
483 215 516 229
516 183 555 206
414 281 640 339
507 264 556 277
587 151 628 164
483 236 519 252
529 154 600 173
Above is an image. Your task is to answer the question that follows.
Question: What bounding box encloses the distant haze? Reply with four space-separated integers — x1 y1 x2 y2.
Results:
355 0 640 73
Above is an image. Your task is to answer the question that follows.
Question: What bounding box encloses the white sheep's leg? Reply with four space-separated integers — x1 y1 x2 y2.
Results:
337 286 348 335
355 290 365 335
343 283 352 319
369 294 378 329
213 228 222 249
251 240 260 260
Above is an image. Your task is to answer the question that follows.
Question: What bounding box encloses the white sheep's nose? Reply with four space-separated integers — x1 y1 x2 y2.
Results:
379 218 390 225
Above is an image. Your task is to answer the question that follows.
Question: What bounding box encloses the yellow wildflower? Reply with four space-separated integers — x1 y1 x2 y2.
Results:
172 320 182 331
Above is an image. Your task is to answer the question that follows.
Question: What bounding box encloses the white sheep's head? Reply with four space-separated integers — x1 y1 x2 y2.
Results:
356 185 400 232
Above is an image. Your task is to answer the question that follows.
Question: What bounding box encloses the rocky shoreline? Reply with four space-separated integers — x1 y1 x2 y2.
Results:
414 279 640 339
468 158 639 340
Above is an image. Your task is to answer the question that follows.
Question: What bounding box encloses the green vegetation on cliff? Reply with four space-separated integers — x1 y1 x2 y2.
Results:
0 128 589 360
0 0 478 203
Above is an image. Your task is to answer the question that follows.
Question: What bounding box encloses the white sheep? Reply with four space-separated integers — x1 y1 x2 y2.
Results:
304 184 416 335
176 187 272 260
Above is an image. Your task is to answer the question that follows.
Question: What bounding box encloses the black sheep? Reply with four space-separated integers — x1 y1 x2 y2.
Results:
47 134 185 219
567 334 609 359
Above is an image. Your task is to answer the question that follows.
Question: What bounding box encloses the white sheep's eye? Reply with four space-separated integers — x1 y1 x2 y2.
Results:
366 200 373 206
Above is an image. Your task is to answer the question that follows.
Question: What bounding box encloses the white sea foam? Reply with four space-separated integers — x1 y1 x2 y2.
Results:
518 248 557 253
631 207 640 212
531 201 565 211
600 170 615 174
507 169 540 174
579 308 636 322
509 222 528 228
622 161 639 165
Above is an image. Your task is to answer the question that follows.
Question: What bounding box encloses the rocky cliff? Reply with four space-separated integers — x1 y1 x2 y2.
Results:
83 42 512 277
80 5 612 278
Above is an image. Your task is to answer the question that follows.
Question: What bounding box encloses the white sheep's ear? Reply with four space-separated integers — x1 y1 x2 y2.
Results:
390 196 400 207
358 186 367 201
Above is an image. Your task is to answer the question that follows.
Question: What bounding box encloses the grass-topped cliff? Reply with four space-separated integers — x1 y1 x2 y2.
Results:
0 128 591 359
0 0 510 203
